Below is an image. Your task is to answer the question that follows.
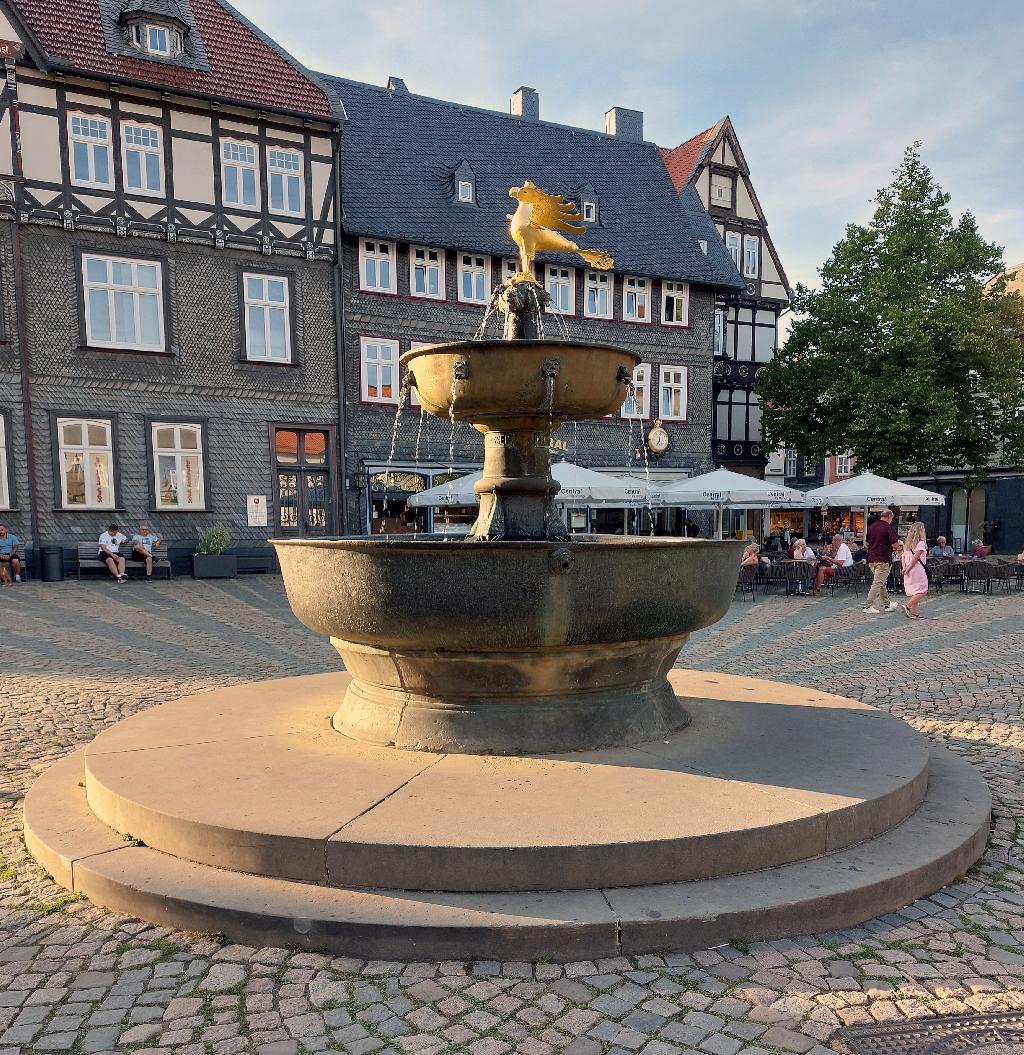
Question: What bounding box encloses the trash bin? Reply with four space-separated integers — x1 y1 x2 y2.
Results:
41 545 65 582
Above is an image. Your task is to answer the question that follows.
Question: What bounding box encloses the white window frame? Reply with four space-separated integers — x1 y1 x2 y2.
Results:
725 232 741 269
457 180 474 203
360 337 400 405
582 200 597 223
622 276 651 323
714 308 725 355
267 146 303 217
68 112 113 189
784 448 798 477
659 365 688 422
358 240 396 293
152 422 206 510
121 121 164 197
545 266 575 315
501 258 519 284
0 415 9 510
242 272 292 363
221 138 260 211
835 453 852 477
584 271 612 319
409 245 445 301
457 252 490 305
621 363 650 419
57 417 115 510
710 173 733 208
662 281 689 327
743 235 759 278
82 253 165 352
130 23 182 56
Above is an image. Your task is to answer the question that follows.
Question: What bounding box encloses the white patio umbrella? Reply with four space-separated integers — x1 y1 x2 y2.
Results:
658 468 809 539
804 471 945 543
408 460 657 508
803 471 945 509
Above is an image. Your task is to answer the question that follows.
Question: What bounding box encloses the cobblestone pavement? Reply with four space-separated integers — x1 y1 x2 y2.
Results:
1 577 1023 1055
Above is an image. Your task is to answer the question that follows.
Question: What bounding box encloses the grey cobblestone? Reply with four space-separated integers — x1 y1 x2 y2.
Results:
3 582 1024 1055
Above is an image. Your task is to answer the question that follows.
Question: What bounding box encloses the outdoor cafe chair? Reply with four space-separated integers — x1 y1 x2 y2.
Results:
761 561 789 596
827 563 862 598
735 564 758 603
785 560 814 597
987 561 1013 595
963 561 990 594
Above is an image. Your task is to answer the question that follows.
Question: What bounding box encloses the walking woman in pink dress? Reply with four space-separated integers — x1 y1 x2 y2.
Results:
901 522 929 618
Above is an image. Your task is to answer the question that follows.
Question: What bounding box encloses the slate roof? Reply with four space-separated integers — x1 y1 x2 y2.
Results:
8 0 335 119
660 122 720 192
122 0 187 24
322 75 744 290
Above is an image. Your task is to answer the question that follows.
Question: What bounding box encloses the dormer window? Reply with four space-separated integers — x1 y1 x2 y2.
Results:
579 182 599 224
582 201 597 223
128 18 184 57
453 160 476 206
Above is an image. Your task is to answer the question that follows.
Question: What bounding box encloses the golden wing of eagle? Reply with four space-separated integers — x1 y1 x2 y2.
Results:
518 183 587 235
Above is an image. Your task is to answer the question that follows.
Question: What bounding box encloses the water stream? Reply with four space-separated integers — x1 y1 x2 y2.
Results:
379 382 407 533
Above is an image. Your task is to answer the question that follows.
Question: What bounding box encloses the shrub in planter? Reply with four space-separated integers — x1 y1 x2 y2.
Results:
193 526 237 579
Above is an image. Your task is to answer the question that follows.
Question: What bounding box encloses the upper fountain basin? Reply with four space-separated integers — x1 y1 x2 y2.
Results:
401 339 641 430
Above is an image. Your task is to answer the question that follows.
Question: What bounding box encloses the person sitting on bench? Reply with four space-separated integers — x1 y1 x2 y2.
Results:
97 523 128 583
130 522 162 579
0 523 22 583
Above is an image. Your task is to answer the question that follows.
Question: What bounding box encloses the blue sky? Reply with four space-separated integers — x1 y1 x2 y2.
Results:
237 0 1024 297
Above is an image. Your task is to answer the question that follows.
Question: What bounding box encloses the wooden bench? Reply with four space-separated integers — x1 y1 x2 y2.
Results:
76 541 172 580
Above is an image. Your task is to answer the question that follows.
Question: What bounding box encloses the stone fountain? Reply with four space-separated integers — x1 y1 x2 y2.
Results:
23 183 990 960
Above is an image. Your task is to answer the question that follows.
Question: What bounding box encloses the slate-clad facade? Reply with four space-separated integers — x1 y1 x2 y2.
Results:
0 0 343 567
323 76 745 535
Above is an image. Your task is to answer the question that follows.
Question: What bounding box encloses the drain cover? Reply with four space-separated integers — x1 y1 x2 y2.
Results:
845 1012 1024 1055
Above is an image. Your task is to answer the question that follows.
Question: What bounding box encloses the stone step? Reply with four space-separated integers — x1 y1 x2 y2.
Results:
78 671 930 893
25 744 990 962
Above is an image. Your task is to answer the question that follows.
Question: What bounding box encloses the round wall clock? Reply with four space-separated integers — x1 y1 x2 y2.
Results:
647 422 669 454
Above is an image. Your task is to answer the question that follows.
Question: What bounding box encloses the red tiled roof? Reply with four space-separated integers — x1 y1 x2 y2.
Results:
659 123 718 191
12 0 334 118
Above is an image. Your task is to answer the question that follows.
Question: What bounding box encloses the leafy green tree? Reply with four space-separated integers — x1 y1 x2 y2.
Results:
756 144 1024 478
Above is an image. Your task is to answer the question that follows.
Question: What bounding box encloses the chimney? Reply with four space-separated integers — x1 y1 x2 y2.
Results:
511 86 539 121
387 76 408 93
605 106 643 142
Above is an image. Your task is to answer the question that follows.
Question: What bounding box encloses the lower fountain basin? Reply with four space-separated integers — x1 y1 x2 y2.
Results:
272 535 744 754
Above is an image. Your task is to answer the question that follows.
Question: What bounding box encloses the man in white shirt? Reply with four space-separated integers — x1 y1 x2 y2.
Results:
814 533 853 593
97 523 128 583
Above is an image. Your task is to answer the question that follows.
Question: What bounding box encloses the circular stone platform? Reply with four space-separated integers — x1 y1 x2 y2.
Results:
23 670 991 961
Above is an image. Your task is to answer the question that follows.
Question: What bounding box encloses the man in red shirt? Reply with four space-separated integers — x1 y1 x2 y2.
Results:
863 509 900 614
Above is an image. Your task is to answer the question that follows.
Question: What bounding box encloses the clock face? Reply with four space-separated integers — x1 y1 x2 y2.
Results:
648 426 669 453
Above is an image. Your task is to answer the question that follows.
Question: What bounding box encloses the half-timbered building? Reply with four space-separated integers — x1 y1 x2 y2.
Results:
661 117 791 482
318 79 746 536
0 0 342 567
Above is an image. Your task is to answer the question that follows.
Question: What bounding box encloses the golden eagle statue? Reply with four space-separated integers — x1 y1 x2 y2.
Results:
508 181 613 281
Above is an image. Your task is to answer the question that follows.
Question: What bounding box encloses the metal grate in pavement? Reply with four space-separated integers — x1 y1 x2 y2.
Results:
844 1011 1024 1055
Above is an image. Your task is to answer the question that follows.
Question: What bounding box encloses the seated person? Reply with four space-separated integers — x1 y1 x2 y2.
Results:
1018 546 1024 562
130 522 162 579
98 523 128 582
970 539 987 560
851 539 868 563
792 538 815 561
740 543 760 567
0 523 22 583
814 533 853 593
929 535 954 558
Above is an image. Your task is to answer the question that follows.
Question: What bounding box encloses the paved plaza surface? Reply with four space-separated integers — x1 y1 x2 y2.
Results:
1 578 1023 1055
